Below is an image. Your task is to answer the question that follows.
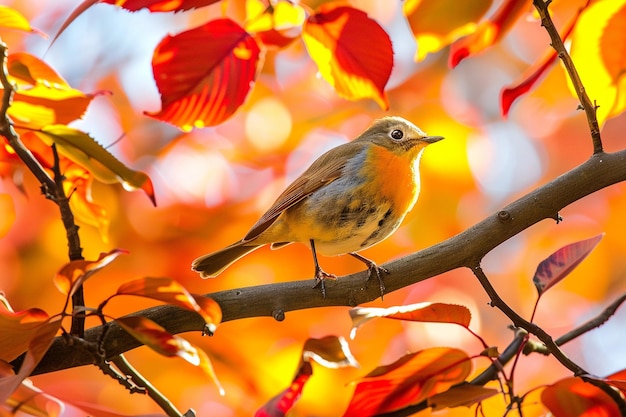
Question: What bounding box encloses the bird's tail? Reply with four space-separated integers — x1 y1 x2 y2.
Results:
191 242 263 278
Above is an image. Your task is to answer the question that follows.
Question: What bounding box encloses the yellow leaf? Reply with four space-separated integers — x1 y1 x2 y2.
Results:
0 194 15 238
403 0 492 61
0 6 44 36
570 0 626 126
28 126 156 205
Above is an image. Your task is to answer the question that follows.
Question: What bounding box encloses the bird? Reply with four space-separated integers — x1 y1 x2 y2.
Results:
192 116 443 297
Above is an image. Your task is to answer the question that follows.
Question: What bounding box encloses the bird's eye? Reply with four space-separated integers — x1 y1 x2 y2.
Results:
390 129 403 140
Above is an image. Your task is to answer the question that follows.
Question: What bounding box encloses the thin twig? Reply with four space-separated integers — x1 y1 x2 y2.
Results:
111 355 193 417
532 0 603 154
472 265 626 414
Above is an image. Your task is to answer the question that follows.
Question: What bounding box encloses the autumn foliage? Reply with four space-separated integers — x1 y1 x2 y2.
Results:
2 0 626 416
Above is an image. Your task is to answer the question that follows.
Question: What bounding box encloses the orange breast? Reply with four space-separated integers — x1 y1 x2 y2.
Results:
362 145 422 216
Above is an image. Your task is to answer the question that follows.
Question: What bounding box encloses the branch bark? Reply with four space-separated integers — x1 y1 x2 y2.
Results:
20 149 626 376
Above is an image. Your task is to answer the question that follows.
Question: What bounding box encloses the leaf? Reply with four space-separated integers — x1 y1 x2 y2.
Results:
63 165 110 243
255 362 313 417
533 233 604 296
115 316 224 394
349 302 472 339
500 1 589 117
146 19 261 131
302 335 359 368
0 298 51 363
115 277 222 330
245 0 306 49
449 0 531 68
428 383 498 410
302 5 392 109
256 336 358 417
570 0 626 126
403 0 492 61
27 126 156 205
7 53 105 129
0 318 62 403
54 249 128 296
541 377 620 417
0 5 45 35
101 0 220 12
342 347 472 416
4 379 64 417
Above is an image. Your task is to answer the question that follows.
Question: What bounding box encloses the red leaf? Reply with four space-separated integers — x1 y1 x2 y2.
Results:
533 233 604 296
501 1 590 117
146 19 261 130
302 5 392 109
350 302 472 338
343 347 472 416
100 0 220 12
541 377 620 417
255 362 313 417
449 0 531 68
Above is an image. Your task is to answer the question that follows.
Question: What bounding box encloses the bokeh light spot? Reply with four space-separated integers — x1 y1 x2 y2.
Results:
245 97 292 152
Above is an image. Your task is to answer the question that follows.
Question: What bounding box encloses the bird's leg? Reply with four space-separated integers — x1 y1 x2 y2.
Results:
349 252 389 298
310 240 337 298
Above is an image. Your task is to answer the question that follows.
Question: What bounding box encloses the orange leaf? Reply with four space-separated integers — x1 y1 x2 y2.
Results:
0 318 61 403
533 233 604 296
7 53 105 129
0 296 51 363
4 379 64 417
54 249 128 296
349 302 472 339
115 316 224 394
599 3 626 84
245 0 305 49
63 166 110 242
541 377 620 417
403 0 491 61
343 347 472 416
428 383 498 410
449 0 531 68
302 5 392 109
115 277 222 329
7 52 68 86
146 19 261 130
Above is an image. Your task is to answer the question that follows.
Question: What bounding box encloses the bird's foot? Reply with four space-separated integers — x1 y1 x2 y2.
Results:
350 253 389 299
313 267 337 298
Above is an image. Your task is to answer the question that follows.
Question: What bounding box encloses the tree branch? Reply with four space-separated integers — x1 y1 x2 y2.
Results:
17 149 626 376
533 0 603 154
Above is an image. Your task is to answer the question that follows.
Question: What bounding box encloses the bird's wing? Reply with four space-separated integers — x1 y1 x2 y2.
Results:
243 146 352 242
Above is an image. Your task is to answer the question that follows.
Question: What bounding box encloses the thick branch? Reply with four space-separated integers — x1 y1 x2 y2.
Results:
19 149 626 376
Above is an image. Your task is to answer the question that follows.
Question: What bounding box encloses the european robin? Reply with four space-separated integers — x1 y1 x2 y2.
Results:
192 116 443 297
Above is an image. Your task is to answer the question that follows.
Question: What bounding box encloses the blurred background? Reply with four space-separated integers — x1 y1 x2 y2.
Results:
1 0 625 415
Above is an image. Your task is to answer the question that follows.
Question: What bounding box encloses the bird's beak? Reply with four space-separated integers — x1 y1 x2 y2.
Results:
422 135 444 144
